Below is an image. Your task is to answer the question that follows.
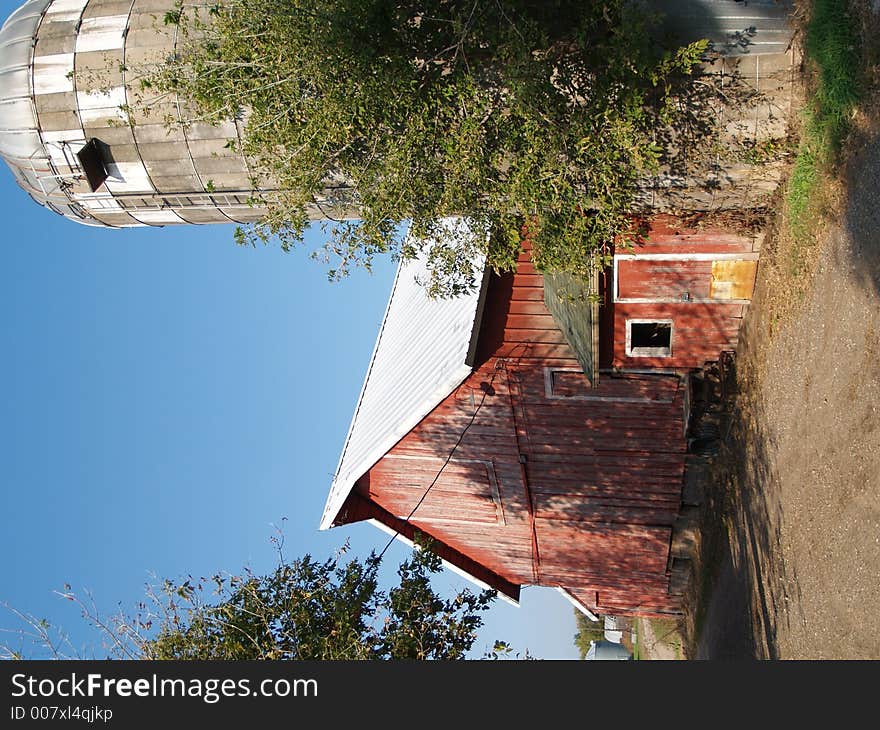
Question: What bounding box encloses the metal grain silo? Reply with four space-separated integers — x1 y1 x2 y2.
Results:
0 0 288 227
1 0 796 229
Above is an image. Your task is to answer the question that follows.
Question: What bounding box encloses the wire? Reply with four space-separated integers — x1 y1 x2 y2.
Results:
376 348 526 561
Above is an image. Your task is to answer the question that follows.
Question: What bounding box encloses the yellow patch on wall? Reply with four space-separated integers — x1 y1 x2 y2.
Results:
710 260 758 300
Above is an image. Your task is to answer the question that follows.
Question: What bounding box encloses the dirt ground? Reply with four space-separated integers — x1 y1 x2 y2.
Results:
636 617 682 660
681 68 880 659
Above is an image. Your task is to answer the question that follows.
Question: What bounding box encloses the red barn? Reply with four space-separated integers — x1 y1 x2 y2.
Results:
320 216 760 618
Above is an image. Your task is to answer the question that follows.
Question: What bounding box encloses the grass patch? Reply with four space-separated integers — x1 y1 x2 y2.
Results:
786 0 861 240
804 0 862 148
632 617 685 659
752 0 869 333
648 618 682 659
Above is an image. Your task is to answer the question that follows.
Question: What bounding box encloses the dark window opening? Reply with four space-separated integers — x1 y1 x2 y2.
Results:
626 320 673 357
631 322 671 349
76 138 110 192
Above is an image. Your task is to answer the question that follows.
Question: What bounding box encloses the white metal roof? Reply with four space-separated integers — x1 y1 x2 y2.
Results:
319 220 486 531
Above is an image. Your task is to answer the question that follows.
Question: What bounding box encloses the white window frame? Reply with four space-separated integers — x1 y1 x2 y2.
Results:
625 319 673 358
613 252 759 304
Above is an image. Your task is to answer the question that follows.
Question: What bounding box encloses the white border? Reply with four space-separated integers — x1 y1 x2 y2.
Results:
556 587 599 622
613 252 758 304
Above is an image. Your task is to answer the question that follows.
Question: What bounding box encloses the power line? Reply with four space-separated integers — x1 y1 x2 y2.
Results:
376 348 527 561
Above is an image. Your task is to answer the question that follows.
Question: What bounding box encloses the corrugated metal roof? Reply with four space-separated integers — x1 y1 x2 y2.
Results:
320 220 486 531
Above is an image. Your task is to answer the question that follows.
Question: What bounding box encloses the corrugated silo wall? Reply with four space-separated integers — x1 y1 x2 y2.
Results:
32 0 270 226
635 0 797 213
16 0 797 226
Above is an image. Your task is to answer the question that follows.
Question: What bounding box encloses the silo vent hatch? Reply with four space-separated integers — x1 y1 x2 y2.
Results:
76 139 110 192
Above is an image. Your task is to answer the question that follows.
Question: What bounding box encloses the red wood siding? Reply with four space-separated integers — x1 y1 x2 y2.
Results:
613 301 745 369
613 217 756 369
630 214 758 254
563 581 682 618
337 492 522 601
360 357 538 587
365 456 503 525
618 259 714 299
613 302 745 368
535 521 671 583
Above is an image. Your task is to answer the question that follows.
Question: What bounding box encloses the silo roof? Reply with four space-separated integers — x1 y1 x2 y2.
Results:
0 0 103 225
0 0 51 163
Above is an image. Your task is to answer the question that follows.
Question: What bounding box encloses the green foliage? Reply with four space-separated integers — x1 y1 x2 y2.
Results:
152 0 711 296
143 542 496 660
1 540 498 660
803 0 861 154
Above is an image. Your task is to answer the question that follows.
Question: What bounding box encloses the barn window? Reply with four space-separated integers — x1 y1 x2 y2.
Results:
626 320 673 358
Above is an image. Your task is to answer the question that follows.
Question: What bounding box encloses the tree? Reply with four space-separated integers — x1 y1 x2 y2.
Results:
1 541 499 660
573 610 604 659
146 544 496 660
150 0 712 296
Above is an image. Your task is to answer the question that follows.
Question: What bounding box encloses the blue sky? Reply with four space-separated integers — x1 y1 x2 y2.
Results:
0 0 579 661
